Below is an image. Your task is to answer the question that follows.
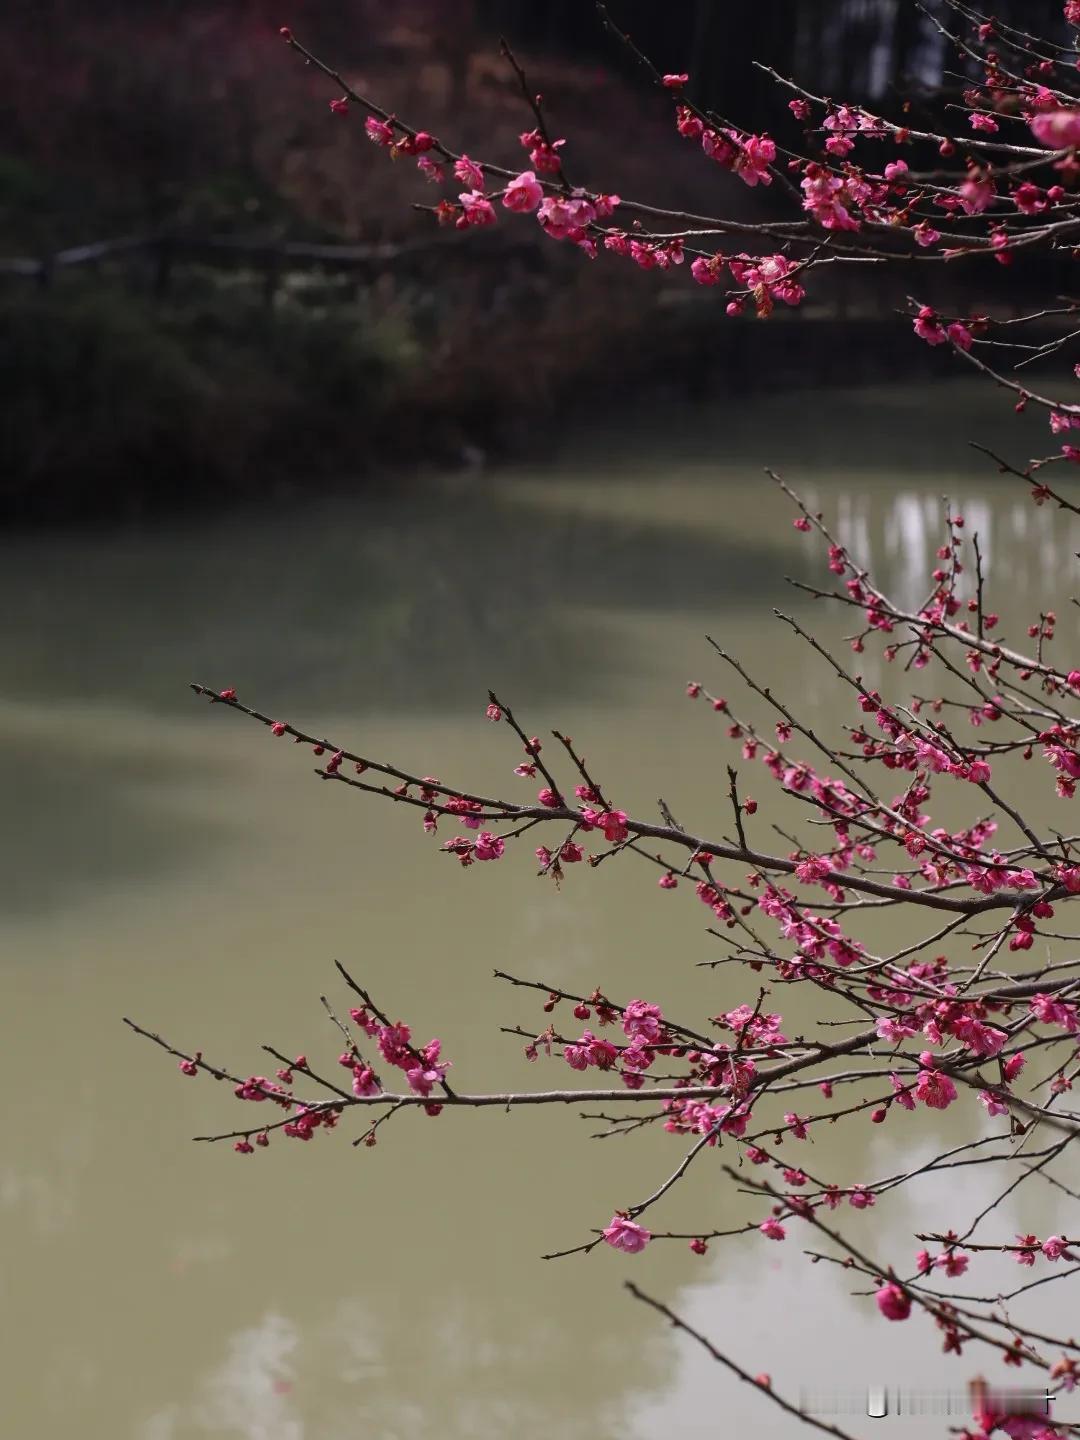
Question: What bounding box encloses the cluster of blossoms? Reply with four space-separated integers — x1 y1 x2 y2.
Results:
562 997 668 1090
690 251 805 316
345 1006 451 1104
673 104 776 186
172 994 454 1150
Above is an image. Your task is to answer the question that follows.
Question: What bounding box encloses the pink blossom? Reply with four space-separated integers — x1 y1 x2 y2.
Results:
662 73 688 89
473 831 505 861
377 1022 413 1067
759 1217 786 1240
936 1249 969 1276
404 1038 450 1097
599 810 630 843
1030 109 1080 147
623 1000 665 1042
537 194 592 241
876 1016 917 1043
915 1065 957 1110
876 1282 911 1321
947 322 974 352
970 112 999 133
351 1064 380 1097
1015 1235 1037 1266
676 105 704 139
1042 1235 1070 1260
453 155 485 189
913 306 947 345
603 1214 651 1253
416 156 444 184
1003 1052 1026 1081
1030 993 1079 1030
952 1017 1006 1056
959 172 994 214
913 221 941 247
564 1030 619 1070
980 1089 1009 1117
690 254 725 286
728 253 805 307
458 191 497 228
733 133 776 186
365 116 394 145
1014 182 1047 214
502 170 543 213
801 167 859 230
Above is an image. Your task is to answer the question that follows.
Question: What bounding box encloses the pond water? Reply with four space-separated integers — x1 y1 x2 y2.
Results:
3 380 1078 1439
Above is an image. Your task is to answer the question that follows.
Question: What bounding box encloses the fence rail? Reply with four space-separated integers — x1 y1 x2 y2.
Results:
0 230 539 302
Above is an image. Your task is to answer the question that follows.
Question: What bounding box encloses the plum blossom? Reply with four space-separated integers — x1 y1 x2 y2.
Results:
564 1030 619 1071
875 1282 911 1321
959 171 994 214
915 1060 957 1110
622 1000 665 1042
473 831 505 861
453 155 485 189
603 1215 651 1253
801 166 860 230
405 1039 450 1097
377 1022 413 1067
733 133 776 186
365 116 394 145
690 253 725 286
1030 994 1079 1030
351 1064 380 1097
1030 109 1080 147
914 306 947 345
598 810 630 843
458 191 497 228
502 170 543 213
759 1217 786 1240
728 253 805 309
979 1089 1009 1117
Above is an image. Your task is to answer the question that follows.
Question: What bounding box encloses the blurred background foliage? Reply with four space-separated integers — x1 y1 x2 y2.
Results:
0 0 1072 520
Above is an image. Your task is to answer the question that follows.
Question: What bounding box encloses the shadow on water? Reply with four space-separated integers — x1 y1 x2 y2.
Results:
0 483 808 718
0 730 240 917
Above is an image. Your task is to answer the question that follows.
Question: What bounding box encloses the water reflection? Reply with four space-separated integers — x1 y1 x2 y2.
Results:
3 379 1078 1439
